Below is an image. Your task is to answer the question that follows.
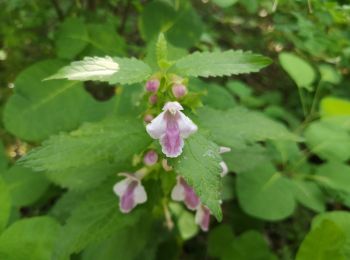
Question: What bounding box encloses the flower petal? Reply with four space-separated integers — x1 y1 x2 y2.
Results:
134 183 147 204
195 205 211 232
178 111 198 138
113 179 130 197
171 178 185 201
119 180 139 213
161 134 184 158
146 111 166 139
219 146 231 154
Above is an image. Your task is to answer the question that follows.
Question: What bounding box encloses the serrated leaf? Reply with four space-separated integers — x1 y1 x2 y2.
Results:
53 181 145 260
19 116 151 190
3 60 112 142
0 176 11 233
236 162 295 221
0 217 61 260
173 50 271 78
173 134 223 221
197 107 299 149
3 165 50 207
47 56 151 85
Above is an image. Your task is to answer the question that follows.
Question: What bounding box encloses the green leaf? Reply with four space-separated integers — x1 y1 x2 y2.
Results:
47 56 151 85
319 64 341 84
291 180 326 213
20 116 151 190
169 203 198 240
156 33 168 68
212 0 239 8
208 224 235 258
314 162 350 193
173 134 223 221
55 18 88 59
279 52 316 90
139 1 203 48
173 50 272 78
0 217 61 260
237 162 295 220
3 165 50 207
304 120 350 162
296 220 347 260
3 60 112 142
321 97 350 117
222 230 277 260
53 181 145 260
0 176 11 233
197 107 299 149
0 142 8 172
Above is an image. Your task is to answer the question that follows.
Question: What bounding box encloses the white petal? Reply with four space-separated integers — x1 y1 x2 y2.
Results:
195 206 204 225
146 111 166 139
134 183 147 204
171 178 185 201
219 147 231 154
113 179 129 197
220 161 229 177
163 101 183 113
178 111 198 138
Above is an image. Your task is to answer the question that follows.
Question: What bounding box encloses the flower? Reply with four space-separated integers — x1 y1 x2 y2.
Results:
172 83 187 98
195 204 211 232
143 114 154 123
146 101 197 158
162 159 173 172
145 79 160 92
143 150 158 166
171 176 200 210
113 173 147 213
149 94 158 105
219 146 231 177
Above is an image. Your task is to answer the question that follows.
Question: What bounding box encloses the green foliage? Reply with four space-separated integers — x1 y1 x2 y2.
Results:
20 116 151 190
0 176 11 233
0 217 61 260
173 134 222 221
279 52 316 90
237 162 295 220
3 165 50 207
3 60 112 142
173 50 272 78
47 56 152 85
197 106 298 148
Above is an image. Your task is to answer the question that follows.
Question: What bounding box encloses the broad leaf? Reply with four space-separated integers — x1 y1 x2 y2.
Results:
321 96 350 117
173 134 223 221
3 60 112 142
197 107 299 149
314 162 350 193
237 162 295 220
20 116 151 190
0 217 61 260
47 56 151 85
173 50 272 78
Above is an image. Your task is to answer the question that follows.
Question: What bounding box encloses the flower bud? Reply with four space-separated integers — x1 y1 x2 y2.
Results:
172 84 187 98
145 79 160 93
144 114 154 123
162 159 173 172
143 150 158 166
149 94 157 105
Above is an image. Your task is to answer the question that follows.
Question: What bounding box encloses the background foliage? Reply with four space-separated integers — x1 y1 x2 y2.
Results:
1 0 350 259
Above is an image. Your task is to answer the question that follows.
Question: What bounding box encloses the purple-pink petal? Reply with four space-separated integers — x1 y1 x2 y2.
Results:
180 178 200 210
119 180 138 213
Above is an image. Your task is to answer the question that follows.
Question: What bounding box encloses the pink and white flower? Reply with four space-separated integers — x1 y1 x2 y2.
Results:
145 79 160 92
146 101 197 158
195 204 211 232
143 150 158 166
113 173 147 213
172 83 187 98
171 176 200 210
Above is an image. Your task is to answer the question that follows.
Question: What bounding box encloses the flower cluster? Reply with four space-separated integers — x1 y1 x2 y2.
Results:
113 76 231 232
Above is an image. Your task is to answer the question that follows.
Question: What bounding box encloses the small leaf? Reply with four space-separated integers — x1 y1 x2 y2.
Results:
173 50 272 78
0 217 61 260
314 162 350 193
156 33 168 68
173 134 223 221
321 96 350 117
279 52 315 90
236 162 295 220
208 224 235 258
